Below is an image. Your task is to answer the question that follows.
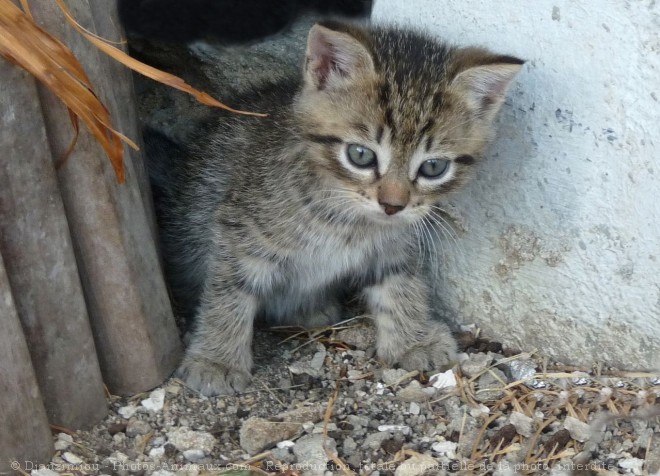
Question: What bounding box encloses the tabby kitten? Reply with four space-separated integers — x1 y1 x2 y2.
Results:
147 21 523 396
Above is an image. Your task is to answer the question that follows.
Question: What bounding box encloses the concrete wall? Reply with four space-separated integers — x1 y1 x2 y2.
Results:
373 0 660 370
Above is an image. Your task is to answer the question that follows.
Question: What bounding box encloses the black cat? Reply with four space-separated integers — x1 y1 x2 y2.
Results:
118 0 374 44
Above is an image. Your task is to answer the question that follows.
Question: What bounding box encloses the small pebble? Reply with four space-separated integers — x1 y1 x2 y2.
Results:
509 411 534 438
377 425 411 435
429 369 457 389
149 446 165 459
141 388 166 412
432 440 457 459
309 350 327 370
183 449 206 461
126 418 152 437
118 405 138 419
563 415 592 443
618 457 644 471
32 470 59 476
62 452 83 465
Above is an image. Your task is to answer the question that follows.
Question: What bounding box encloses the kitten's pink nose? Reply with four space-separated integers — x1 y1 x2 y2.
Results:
378 181 409 216
379 202 405 215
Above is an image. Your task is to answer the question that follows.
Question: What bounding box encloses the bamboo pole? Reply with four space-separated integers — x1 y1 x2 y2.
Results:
28 0 182 395
0 250 54 473
0 60 107 427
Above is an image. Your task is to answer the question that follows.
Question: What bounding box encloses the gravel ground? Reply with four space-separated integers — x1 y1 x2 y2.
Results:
32 320 660 476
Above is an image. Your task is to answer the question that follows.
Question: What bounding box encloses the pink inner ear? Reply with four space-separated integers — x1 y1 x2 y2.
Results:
307 29 338 89
306 26 371 90
454 63 523 109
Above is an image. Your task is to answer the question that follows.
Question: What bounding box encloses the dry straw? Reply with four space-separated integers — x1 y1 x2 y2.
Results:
0 0 265 183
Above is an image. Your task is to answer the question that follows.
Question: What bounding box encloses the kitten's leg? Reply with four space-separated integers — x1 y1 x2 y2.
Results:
176 283 257 396
365 272 457 371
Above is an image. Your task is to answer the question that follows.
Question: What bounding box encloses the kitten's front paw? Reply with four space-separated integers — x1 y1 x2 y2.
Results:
176 355 251 396
379 321 458 372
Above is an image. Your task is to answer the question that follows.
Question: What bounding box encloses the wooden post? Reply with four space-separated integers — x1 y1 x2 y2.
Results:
0 62 107 427
0 250 54 473
28 0 182 395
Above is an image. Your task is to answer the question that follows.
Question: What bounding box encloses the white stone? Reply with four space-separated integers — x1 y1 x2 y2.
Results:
377 424 411 435
408 402 421 415
118 404 138 419
277 440 296 448
563 415 592 443
149 446 165 459
183 449 206 461
470 405 490 417
432 440 458 459
141 388 166 412
302 421 315 432
167 427 216 454
429 369 457 390
32 470 59 476
54 433 72 451
309 350 327 370
54 440 70 451
618 458 644 471
510 411 535 438
62 452 83 465
57 432 73 443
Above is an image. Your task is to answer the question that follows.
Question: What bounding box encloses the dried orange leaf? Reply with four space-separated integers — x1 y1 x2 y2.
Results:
0 0 127 182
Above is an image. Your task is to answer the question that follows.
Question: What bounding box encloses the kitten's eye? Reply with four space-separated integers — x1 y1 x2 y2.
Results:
418 159 450 178
346 144 377 168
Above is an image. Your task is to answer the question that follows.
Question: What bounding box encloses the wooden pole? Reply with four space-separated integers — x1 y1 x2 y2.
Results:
0 62 107 428
0 250 54 473
28 0 182 395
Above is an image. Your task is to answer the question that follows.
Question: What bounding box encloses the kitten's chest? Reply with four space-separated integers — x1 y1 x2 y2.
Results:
291 235 373 291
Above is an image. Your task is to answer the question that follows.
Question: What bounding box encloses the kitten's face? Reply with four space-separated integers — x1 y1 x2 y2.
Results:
295 23 523 227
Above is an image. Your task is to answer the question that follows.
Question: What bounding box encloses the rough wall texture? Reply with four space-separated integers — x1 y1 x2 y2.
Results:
374 0 660 370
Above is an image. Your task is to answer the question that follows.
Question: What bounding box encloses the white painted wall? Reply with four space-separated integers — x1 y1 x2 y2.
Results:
374 0 660 370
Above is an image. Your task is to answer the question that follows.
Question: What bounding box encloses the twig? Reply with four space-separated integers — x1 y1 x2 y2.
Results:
239 451 273 466
323 381 354 476
523 416 557 464
49 423 75 435
458 408 468 451
470 411 503 460
255 377 286 406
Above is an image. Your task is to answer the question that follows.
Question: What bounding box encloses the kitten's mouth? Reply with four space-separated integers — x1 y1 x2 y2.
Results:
367 207 414 226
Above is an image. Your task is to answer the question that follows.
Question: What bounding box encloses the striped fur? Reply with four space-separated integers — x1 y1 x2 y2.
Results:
147 22 523 395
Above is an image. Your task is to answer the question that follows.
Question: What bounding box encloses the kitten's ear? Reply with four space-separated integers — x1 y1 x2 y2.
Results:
304 23 375 90
450 56 524 117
